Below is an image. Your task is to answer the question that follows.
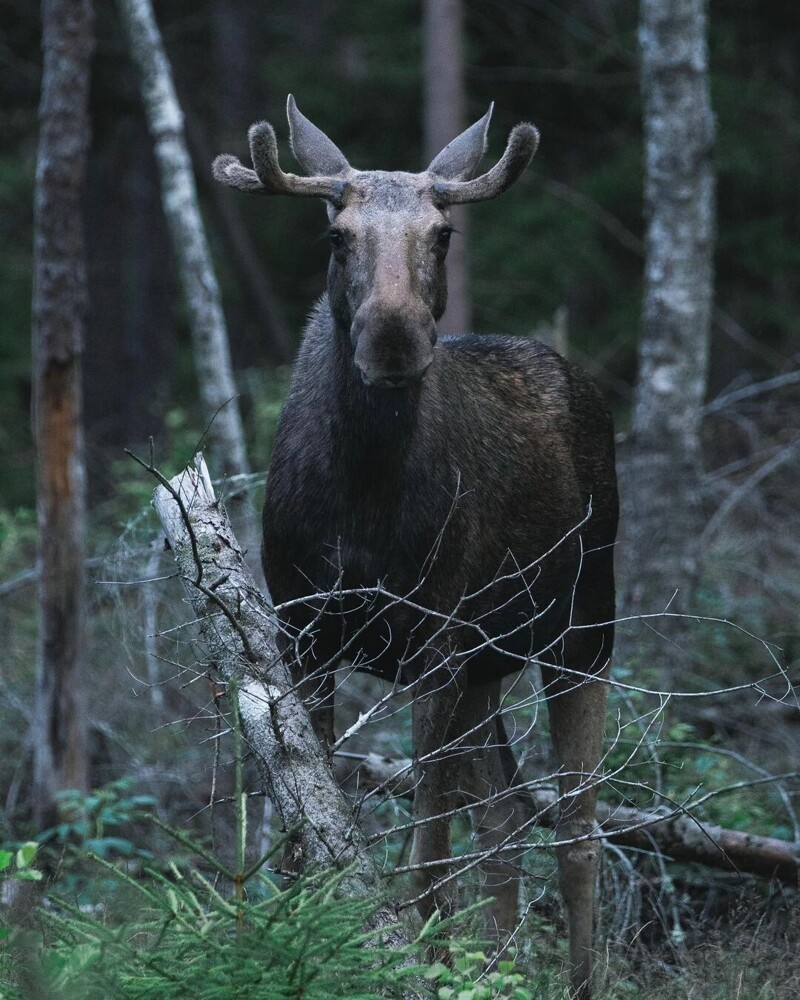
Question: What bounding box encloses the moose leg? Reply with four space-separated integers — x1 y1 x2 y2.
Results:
541 635 610 1000
280 642 335 878
459 681 524 950
277 627 336 754
408 662 464 933
296 657 335 754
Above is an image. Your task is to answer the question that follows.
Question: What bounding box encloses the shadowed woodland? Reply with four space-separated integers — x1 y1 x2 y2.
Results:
1 1 799 997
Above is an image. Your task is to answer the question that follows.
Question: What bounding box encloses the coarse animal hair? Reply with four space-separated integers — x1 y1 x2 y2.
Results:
215 97 618 1000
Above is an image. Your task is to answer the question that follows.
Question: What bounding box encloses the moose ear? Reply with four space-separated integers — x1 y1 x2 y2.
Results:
427 104 493 181
287 95 350 177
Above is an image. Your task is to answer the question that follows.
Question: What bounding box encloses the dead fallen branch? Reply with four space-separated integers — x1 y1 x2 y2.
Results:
337 752 800 884
150 454 408 946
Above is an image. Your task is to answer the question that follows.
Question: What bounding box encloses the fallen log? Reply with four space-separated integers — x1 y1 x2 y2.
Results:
150 454 408 946
336 752 800 884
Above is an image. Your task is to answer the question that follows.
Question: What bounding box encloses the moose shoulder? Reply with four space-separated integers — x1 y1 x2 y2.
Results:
214 97 618 1000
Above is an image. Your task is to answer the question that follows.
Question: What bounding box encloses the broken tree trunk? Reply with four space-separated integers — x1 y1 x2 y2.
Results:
150 455 408 946
336 753 800 884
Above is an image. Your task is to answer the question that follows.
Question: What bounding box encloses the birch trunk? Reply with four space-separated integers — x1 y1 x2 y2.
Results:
31 0 94 826
115 0 249 485
151 456 408 946
423 0 471 334
619 0 716 654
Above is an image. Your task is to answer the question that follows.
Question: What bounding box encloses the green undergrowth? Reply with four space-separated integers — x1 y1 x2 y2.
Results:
2 783 795 999
1 804 537 1000
0 689 534 1000
23 861 414 999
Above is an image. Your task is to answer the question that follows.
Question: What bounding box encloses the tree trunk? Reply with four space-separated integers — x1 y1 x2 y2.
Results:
618 0 716 663
115 0 249 485
31 0 94 826
423 0 471 334
150 456 409 947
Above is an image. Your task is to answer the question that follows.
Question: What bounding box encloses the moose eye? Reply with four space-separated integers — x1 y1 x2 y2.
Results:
329 229 346 250
434 227 453 255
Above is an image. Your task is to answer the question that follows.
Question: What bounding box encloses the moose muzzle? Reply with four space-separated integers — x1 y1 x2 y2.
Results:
351 300 437 389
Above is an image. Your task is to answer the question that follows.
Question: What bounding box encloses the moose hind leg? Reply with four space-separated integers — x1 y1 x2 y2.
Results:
459 682 524 951
541 630 610 1000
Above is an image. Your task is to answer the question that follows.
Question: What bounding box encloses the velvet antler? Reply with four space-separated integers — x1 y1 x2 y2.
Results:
212 97 350 205
429 122 540 206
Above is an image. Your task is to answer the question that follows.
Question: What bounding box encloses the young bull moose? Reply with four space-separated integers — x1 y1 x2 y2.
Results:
214 97 618 999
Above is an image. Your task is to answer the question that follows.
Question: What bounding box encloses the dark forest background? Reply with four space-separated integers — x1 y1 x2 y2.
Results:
1 2 799 996
2 0 798 511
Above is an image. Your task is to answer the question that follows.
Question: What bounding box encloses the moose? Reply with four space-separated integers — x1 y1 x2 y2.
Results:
214 97 618 999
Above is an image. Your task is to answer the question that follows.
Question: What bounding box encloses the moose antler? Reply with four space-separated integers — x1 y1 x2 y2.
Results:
430 122 540 206
213 96 538 208
212 106 350 205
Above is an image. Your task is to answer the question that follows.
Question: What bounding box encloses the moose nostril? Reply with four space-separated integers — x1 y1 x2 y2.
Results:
385 374 407 387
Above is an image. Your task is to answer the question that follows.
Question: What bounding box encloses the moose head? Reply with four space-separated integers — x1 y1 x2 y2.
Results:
213 96 539 388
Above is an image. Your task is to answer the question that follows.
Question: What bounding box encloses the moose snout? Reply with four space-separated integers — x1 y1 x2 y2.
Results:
356 364 432 389
351 302 437 389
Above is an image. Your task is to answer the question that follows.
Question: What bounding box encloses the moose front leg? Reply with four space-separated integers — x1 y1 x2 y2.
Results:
459 682 524 951
408 661 464 935
280 641 335 880
542 656 608 1000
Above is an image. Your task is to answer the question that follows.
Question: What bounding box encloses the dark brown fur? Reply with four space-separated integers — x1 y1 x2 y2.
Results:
264 314 617 690
216 99 617 1000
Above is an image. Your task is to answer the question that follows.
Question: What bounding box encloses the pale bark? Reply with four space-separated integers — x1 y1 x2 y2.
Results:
31 0 93 825
339 754 800 884
618 0 716 653
115 0 249 484
142 543 165 710
151 456 408 945
423 0 470 334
